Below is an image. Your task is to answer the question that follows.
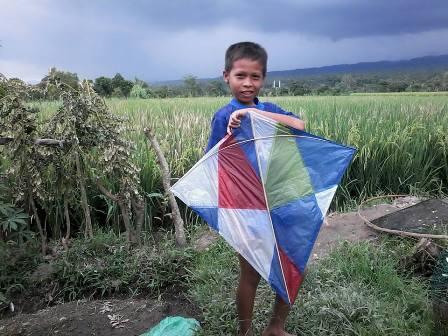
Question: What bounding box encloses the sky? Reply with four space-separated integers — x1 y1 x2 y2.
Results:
1 0 448 83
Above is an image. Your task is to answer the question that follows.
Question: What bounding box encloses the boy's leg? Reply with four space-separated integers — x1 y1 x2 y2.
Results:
237 253 261 336
262 295 295 336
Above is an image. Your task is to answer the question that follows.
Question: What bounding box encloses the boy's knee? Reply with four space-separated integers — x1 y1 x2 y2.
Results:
238 254 261 285
242 271 261 287
241 264 261 286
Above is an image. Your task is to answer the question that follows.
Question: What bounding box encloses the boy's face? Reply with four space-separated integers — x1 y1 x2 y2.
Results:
223 58 264 106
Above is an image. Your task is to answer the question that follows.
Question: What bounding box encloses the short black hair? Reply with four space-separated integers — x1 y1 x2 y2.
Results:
225 42 268 77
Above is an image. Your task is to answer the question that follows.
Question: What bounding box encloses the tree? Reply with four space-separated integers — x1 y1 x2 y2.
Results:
205 80 227 96
112 87 125 98
183 75 201 97
153 85 174 98
43 76 145 245
38 68 80 100
288 81 311 96
134 77 149 89
130 84 149 98
388 80 408 92
112 73 133 97
93 76 113 96
0 75 47 253
341 74 355 92
48 67 79 89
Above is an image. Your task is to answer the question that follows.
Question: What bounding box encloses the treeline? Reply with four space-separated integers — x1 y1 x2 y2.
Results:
0 68 227 100
266 71 448 96
1 68 447 101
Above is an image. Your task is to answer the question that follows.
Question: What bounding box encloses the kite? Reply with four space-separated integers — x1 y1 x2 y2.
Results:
170 111 356 305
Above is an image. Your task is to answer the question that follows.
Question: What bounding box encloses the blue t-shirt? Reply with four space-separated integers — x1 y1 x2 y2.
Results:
205 97 299 152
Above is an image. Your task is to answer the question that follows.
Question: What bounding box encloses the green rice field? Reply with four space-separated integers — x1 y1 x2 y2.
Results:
35 95 448 214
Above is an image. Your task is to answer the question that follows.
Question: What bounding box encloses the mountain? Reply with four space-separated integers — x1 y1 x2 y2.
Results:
151 54 448 86
266 54 448 80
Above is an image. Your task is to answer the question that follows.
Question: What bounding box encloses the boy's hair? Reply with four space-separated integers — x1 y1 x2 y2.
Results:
225 42 268 77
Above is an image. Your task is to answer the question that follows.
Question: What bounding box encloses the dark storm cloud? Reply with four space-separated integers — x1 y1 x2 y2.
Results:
2 1 448 82
80 0 448 39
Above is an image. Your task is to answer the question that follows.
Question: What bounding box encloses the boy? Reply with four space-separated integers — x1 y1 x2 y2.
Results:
206 42 305 336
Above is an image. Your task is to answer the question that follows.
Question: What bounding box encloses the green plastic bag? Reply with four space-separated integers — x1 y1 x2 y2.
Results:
140 316 200 336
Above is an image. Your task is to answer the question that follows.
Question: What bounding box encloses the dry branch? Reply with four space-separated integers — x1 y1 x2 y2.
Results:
144 127 187 247
75 152 93 239
63 194 71 242
95 178 118 202
0 137 64 147
29 195 47 255
95 178 136 245
0 137 13 145
131 197 144 247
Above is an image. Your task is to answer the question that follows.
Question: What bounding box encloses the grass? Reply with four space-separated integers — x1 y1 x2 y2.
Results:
0 229 195 307
351 92 448 96
0 223 438 334
189 235 434 335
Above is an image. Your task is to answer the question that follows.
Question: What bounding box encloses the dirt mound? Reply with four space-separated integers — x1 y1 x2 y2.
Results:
0 296 199 336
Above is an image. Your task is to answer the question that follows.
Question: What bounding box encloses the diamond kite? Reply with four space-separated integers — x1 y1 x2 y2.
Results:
170 111 356 304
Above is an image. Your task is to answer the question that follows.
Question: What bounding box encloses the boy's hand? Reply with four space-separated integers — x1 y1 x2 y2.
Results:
227 108 257 135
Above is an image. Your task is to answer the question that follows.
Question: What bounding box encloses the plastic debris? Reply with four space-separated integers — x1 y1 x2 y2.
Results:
140 316 200 336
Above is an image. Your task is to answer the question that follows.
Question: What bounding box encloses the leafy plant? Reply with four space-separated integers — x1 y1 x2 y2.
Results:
0 203 30 239
0 74 47 253
0 203 27 231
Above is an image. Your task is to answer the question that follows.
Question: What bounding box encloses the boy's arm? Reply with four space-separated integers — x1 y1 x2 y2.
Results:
227 108 305 134
206 113 229 152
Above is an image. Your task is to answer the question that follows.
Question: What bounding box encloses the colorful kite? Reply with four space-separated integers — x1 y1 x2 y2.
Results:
170 111 356 305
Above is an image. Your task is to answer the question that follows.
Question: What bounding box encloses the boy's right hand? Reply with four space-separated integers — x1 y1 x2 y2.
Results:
227 109 253 135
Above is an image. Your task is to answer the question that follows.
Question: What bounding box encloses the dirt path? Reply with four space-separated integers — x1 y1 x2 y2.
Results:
0 197 420 336
311 196 421 260
311 202 402 261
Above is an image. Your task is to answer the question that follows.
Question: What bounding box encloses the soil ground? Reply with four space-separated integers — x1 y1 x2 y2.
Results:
0 196 424 336
370 198 448 234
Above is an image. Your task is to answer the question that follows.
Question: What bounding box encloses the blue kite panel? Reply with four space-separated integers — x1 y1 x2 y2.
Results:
270 194 324 273
268 246 289 304
191 206 219 232
295 136 355 193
